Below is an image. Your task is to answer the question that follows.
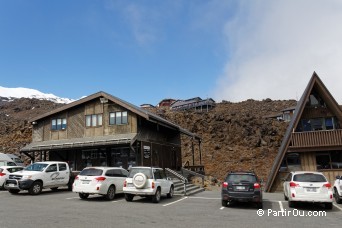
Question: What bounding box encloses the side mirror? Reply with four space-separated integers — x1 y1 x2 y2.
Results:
336 175 341 180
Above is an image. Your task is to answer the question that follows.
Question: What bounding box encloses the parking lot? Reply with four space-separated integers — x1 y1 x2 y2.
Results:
0 188 341 228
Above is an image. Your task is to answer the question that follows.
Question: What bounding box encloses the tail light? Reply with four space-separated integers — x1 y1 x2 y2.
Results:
222 182 228 188
152 182 155 189
290 182 299 188
0 173 5 177
292 193 295 198
95 177 106 182
124 180 127 187
323 183 331 189
254 183 261 189
75 175 79 180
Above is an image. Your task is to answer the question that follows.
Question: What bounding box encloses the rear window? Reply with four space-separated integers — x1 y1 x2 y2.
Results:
293 173 326 182
226 174 257 183
128 168 152 179
80 168 103 176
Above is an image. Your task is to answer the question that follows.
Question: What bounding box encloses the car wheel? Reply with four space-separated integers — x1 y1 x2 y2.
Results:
167 186 174 198
125 193 134 202
284 194 288 201
257 202 263 209
334 188 342 204
288 200 295 208
105 185 115 201
152 189 161 203
325 202 333 210
221 200 228 207
8 189 20 194
79 193 89 199
50 187 58 191
29 181 42 195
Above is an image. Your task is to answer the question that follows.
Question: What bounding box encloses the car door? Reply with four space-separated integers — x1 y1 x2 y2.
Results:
45 164 58 186
57 163 69 185
111 169 125 193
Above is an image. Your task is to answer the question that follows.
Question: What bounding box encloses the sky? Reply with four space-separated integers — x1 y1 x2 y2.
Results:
1 0 342 106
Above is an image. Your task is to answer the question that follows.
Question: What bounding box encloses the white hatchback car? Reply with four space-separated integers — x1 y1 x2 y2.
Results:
123 167 174 203
73 167 128 200
0 166 24 189
283 171 333 209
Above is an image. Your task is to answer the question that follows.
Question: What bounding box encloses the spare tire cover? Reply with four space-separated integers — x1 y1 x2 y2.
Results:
133 173 147 189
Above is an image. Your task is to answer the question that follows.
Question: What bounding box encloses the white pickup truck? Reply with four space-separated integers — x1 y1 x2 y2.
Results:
334 175 342 204
5 161 74 195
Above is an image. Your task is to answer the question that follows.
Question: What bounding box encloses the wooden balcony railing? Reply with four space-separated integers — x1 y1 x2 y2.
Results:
290 129 342 148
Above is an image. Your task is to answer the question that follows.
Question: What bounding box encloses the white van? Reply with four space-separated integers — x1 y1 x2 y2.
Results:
0 153 24 166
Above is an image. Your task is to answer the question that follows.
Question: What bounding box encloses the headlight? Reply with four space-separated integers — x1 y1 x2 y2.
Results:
22 175 32 180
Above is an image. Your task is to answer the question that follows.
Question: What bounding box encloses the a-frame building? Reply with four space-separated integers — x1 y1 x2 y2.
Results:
266 72 342 192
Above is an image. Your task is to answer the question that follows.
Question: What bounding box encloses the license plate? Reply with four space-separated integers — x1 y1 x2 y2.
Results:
9 184 15 187
127 183 134 187
82 181 90 184
306 187 316 192
236 186 245 190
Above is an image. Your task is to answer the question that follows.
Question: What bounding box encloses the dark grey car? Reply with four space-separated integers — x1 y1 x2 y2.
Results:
221 171 263 209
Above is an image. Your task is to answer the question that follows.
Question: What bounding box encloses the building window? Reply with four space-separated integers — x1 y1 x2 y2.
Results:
85 114 103 127
283 111 291 122
279 153 302 172
109 111 128 125
51 118 67 130
299 117 337 132
316 151 342 170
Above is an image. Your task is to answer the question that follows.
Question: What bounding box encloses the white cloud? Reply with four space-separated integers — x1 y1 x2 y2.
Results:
214 0 342 102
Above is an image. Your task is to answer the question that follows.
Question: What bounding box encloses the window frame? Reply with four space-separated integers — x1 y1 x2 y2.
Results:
109 111 128 126
85 114 103 128
51 118 67 131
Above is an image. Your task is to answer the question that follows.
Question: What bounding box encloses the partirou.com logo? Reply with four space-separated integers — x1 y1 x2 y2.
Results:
257 209 327 217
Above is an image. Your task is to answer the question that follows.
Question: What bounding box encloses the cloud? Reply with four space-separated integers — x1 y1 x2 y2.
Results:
214 0 342 102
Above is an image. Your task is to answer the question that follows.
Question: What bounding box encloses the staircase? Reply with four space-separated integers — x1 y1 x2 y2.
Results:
165 168 205 196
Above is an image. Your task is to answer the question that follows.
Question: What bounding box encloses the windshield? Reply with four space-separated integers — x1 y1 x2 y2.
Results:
293 173 327 182
128 168 152 179
24 163 49 171
79 168 103 176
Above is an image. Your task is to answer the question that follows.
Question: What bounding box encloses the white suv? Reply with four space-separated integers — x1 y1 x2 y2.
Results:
73 167 128 200
123 167 174 203
283 171 333 209
333 175 342 204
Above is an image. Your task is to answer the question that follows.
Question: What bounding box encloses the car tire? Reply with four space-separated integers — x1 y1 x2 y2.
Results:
334 188 342 204
152 189 161 203
8 189 20 194
29 181 42 195
288 200 295 208
284 194 288 201
125 193 134 202
167 186 174 198
50 187 58 191
257 202 263 209
79 193 89 199
1 183 4 190
221 200 228 207
105 185 115 201
325 202 333 210
132 173 147 189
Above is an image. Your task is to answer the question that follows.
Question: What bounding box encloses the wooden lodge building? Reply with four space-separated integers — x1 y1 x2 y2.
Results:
266 72 342 192
20 92 201 172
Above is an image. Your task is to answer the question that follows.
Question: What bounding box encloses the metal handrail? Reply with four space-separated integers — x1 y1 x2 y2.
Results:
181 167 205 187
165 168 188 196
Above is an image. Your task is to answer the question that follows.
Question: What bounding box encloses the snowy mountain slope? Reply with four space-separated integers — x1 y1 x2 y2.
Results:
0 86 74 104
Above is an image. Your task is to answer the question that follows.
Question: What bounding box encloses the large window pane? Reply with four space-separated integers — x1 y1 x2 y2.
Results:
57 119 62 130
122 111 128 124
86 115 91 127
51 119 57 130
116 112 122 125
92 114 97 126
98 114 103 126
62 118 67 129
109 113 115 125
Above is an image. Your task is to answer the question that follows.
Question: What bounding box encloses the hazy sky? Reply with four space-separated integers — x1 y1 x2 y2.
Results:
1 0 342 105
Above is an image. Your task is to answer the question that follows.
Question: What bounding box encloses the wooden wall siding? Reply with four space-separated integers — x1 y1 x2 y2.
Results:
104 103 137 135
85 100 103 115
43 119 50 141
290 130 342 148
271 172 289 192
68 106 84 139
300 152 317 171
301 107 333 119
321 170 342 185
32 122 44 142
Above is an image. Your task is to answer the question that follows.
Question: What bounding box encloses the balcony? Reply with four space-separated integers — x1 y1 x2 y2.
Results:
290 129 342 148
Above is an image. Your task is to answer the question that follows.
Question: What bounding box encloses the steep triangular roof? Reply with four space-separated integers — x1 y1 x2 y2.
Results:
265 72 342 192
30 91 200 140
